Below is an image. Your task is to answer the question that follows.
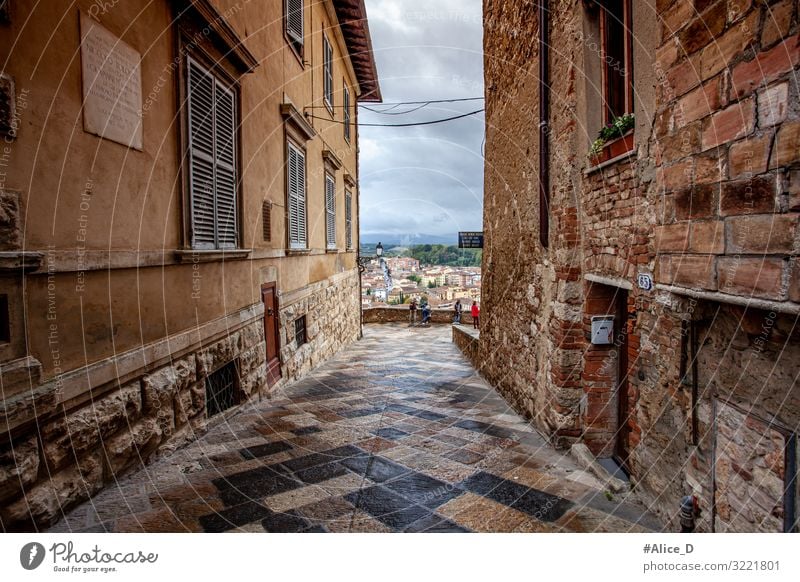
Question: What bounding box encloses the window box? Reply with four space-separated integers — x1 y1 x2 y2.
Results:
589 131 634 166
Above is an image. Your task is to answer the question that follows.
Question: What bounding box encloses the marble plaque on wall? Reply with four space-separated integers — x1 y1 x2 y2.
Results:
80 12 143 150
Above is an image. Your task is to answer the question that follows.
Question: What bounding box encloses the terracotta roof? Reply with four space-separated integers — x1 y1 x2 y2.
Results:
334 0 382 102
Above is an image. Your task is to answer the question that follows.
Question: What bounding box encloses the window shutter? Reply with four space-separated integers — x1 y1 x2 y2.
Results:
325 175 336 249
286 0 303 44
343 87 350 141
214 82 237 249
187 59 216 249
345 190 352 249
323 35 333 107
287 143 306 249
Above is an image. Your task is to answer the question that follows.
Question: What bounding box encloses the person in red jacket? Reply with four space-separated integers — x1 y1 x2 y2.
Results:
471 301 480 329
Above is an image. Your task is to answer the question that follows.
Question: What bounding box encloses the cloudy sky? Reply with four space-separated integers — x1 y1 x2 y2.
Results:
358 0 484 244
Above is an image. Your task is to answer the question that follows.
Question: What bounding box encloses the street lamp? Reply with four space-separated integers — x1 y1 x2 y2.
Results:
358 241 384 274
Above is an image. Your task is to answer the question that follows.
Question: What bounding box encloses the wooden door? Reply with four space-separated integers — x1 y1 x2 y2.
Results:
261 283 281 386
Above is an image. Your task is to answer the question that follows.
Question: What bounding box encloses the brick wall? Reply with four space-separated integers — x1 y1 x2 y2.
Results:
483 0 800 531
654 0 800 303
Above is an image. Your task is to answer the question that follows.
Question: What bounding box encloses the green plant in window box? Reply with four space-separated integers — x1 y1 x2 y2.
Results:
588 113 635 156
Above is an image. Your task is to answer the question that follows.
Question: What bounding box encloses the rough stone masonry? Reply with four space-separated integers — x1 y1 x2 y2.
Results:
481 0 799 532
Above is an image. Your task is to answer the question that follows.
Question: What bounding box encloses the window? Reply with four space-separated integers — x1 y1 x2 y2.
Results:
325 173 336 249
206 360 240 417
345 190 353 250
287 141 307 249
285 0 304 56
186 57 238 249
294 315 307 347
323 33 333 110
600 0 633 122
343 85 351 142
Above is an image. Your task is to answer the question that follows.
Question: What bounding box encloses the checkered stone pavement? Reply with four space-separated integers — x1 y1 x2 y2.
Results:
48 324 664 533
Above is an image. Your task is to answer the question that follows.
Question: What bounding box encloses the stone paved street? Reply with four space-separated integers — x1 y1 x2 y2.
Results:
49 324 663 533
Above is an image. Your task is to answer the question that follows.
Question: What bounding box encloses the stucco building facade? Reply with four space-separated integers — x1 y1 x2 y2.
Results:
0 0 380 529
482 0 799 531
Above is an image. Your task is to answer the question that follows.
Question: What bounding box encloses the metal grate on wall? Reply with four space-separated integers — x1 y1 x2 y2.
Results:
205 360 240 417
294 315 306 347
262 200 272 242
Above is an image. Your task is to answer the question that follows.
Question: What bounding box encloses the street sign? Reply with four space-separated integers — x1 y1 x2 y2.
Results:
458 231 484 248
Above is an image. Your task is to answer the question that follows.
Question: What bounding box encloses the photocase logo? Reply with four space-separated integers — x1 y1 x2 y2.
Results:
20 542 46 570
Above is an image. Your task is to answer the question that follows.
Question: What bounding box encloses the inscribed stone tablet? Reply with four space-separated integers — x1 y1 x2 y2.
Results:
80 12 143 150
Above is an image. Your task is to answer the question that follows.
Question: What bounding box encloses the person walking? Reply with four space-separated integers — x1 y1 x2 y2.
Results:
453 299 463 324
471 301 480 330
409 298 418 326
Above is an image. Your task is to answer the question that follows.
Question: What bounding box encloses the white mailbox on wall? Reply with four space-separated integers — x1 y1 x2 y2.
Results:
591 315 615 345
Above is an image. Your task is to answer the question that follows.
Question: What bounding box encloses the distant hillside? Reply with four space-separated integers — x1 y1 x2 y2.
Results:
410 245 482 267
360 233 457 245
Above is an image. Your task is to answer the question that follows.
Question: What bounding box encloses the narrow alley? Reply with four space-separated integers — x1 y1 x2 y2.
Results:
50 324 662 533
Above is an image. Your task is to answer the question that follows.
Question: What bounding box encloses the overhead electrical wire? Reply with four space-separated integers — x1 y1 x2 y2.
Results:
306 107 485 127
304 96 484 110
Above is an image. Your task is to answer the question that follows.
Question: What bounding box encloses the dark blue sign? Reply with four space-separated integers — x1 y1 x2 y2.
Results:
458 231 484 249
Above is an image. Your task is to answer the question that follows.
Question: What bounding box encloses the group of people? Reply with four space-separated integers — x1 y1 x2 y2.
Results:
408 298 479 329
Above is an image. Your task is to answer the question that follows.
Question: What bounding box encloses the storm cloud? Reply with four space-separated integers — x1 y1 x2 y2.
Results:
359 0 484 243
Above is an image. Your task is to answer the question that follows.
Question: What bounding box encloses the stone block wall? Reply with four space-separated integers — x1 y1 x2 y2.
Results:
0 270 362 530
654 1 800 304
362 306 474 326
481 0 585 445
452 326 481 372
278 269 361 382
0 315 267 530
483 0 800 531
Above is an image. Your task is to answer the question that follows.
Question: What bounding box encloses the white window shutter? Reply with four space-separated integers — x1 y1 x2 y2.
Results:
344 87 350 141
345 190 352 249
325 175 336 249
214 83 237 249
288 143 307 249
286 0 303 44
187 58 239 250
187 59 216 249
323 35 333 107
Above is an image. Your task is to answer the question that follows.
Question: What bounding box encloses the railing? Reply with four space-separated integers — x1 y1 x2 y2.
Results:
362 305 475 325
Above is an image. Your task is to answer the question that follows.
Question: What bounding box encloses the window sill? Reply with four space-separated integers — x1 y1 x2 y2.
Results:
285 248 311 256
174 249 252 263
326 248 341 254
0 251 44 271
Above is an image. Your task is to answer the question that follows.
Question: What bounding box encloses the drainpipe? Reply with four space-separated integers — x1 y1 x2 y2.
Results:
538 0 550 248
